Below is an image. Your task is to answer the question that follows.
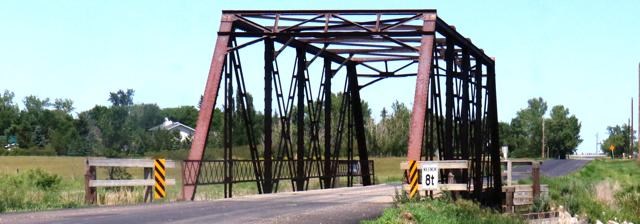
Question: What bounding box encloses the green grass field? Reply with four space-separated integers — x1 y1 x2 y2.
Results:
0 156 407 212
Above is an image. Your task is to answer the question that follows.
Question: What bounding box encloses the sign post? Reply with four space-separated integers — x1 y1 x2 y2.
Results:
609 145 615 159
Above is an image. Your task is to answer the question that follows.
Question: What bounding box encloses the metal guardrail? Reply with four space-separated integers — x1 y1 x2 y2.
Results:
84 158 175 205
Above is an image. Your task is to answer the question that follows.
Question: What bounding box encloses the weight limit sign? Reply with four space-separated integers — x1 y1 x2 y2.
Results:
421 163 439 190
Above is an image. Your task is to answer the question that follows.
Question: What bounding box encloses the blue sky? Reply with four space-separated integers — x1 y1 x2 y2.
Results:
1 1 639 153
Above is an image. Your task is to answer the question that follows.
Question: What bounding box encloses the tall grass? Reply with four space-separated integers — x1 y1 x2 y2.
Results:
364 194 524 224
0 169 82 212
543 159 640 223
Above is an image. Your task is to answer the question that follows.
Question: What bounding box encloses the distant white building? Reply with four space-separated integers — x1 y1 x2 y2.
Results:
149 118 195 142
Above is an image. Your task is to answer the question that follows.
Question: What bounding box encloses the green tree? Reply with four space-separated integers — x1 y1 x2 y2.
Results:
601 124 633 157
0 90 19 145
108 89 134 106
53 98 74 114
233 91 263 146
369 101 409 156
545 105 582 159
9 95 52 148
45 98 79 155
508 97 547 158
161 106 199 128
128 104 162 129
23 95 51 112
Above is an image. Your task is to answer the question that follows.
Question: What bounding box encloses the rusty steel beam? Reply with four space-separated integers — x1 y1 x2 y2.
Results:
232 21 349 64
327 46 419 54
443 37 455 161
460 49 471 184
406 13 436 161
223 31 434 38
298 37 422 43
264 24 422 32
295 47 306 191
351 57 418 62
263 38 274 194
473 62 484 199
223 9 436 15
182 14 234 201
435 18 493 66
487 62 502 204
323 57 332 188
347 64 371 186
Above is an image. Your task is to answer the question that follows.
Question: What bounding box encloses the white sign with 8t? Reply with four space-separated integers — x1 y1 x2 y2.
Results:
421 163 439 190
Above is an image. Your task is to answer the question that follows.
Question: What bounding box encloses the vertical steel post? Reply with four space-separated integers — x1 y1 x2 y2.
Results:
460 49 470 183
295 47 306 191
224 52 234 198
444 38 455 160
263 38 274 193
323 58 332 188
183 14 234 201
473 63 484 198
347 63 371 186
487 61 503 203
407 13 436 162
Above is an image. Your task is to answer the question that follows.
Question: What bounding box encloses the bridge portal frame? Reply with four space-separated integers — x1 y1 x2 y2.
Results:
182 9 502 206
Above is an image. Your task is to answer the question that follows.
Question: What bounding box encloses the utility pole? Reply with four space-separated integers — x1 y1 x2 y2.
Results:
596 133 599 154
541 118 545 159
631 98 634 159
638 62 640 160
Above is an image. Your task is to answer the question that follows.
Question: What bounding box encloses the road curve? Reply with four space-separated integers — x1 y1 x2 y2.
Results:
0 184 398 224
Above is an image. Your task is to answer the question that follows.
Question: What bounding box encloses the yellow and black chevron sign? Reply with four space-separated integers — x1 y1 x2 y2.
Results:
154 159 166 199
407 160 418 199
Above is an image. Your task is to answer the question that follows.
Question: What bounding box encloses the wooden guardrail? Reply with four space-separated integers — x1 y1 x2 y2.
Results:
399 159 546 212
84 158 176 205
501 160 547 212
400 160 474 195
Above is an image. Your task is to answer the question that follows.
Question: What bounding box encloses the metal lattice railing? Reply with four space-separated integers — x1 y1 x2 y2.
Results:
182 160 374 186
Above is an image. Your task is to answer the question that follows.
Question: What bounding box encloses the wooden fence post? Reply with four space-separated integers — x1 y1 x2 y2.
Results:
506 160 512 186
504 186 514 213
84 159 97 205
532 161 540 200
143 167 153 203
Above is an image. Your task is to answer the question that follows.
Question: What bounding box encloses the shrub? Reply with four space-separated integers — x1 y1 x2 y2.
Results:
0 169 65 213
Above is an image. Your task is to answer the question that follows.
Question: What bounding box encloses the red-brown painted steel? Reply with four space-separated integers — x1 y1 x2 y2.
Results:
184 10 501 207
182 15 235 200
406 13 436 162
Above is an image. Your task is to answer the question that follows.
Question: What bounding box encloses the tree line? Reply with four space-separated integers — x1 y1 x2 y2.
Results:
0 88 412 157
0 89 197 156
1 88 586 159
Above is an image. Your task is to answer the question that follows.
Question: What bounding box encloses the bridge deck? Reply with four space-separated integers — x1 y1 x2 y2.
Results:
0 184 397 224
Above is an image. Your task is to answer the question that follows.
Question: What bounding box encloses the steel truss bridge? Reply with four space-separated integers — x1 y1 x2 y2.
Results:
182 9 502 206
